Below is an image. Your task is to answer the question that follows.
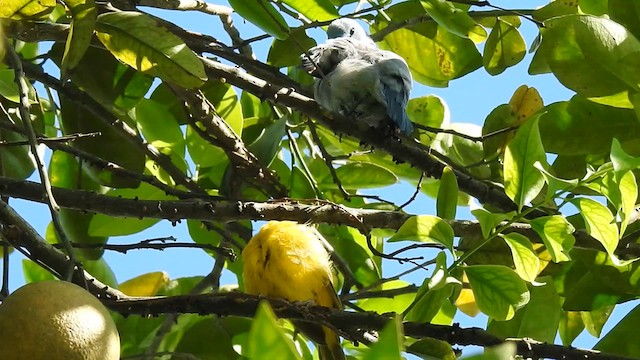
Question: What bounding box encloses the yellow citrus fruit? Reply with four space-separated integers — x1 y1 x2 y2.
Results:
0 280 120 360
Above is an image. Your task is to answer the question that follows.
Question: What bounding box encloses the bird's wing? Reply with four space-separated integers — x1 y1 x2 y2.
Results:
374 55 414 134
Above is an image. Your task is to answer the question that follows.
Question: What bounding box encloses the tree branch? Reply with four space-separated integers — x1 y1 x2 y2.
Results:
0 176 619 256
104 293 638 360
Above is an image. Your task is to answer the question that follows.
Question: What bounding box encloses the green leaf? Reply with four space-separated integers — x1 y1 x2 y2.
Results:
609 0 640 40
482 104 518 158
389 215 454 254
319 224 380 287
358 280 416 315
61 0 97 80
89 182 175 236
371 2 482 87
502 233 540 282
268 28 317 68
432 123 490 179
571 197 620 263
290 166 316 199
582 305 614 337
471 207 515 239
201 80 244 136
59 95 145 188
228 0 290 40
362 316 403 360
404 279 455 323
0 0 55 19
618 171 637 235
437 167 458 220
173 317 241 359
407 95 446 129
611 138 640 173
22 260 57 283
504 116 546 210
538 14 640 108
535 162 579 202
487 278 561 343
248 302 301 360
83 258 118 288
248 117 286 166
528 215 575 262
559 311 585 346
419 0 487 43
533 0 578 21
280 0 338 21
408 95 447 146
0 110 35 180
465 265 530 321
483 18 526 75
135 99 185 158
50 43 153 111
539 97 640 156
407 338 456 360
319 162 397 190
594 304 640 356
96 12 206 88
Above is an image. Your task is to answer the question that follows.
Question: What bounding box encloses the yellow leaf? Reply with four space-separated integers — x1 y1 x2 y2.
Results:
119 271 169 296
509 85 544 125
454 274 480 317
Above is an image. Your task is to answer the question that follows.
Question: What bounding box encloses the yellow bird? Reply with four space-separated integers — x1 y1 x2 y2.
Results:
242 221 345 360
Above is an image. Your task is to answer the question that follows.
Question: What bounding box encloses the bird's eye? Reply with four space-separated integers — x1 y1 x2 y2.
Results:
349 29 356 36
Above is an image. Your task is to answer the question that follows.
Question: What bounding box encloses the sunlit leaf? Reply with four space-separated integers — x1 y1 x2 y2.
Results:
487 278 561 343
528 215 575 262
119 271 170 296
483 18 526 75
419 0 487 43
538 15 640 108
371 2 482 87
229 0 289 40
389 215 454 254
96 12 206 88
504 116 546 209
502 233 540 282
280 0 337 21
571 197 620 263
437 166 458 220
465 265 530 320
60 0 97 81
248 302 300 360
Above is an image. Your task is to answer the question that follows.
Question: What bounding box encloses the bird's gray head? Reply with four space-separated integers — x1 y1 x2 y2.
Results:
327 18 370 41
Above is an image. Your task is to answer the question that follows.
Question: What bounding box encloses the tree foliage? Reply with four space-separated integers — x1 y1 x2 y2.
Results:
2 0 640 359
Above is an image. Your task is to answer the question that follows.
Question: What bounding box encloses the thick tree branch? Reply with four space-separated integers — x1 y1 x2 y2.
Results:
200 57 547 217
0 177 616 256
104 293 638 360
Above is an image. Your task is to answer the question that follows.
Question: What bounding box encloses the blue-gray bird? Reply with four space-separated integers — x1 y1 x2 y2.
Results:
302 19 414 135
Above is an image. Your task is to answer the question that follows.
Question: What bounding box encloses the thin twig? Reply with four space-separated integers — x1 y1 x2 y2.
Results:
0 132 100 147
399 173 424 209
450 0 543 27
306 120 350 200
41 238 235 257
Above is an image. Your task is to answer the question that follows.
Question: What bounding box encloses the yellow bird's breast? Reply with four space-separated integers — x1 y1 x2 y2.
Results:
242 221 338 308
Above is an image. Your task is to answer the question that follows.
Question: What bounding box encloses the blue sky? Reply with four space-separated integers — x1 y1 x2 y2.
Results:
6 0 637 354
